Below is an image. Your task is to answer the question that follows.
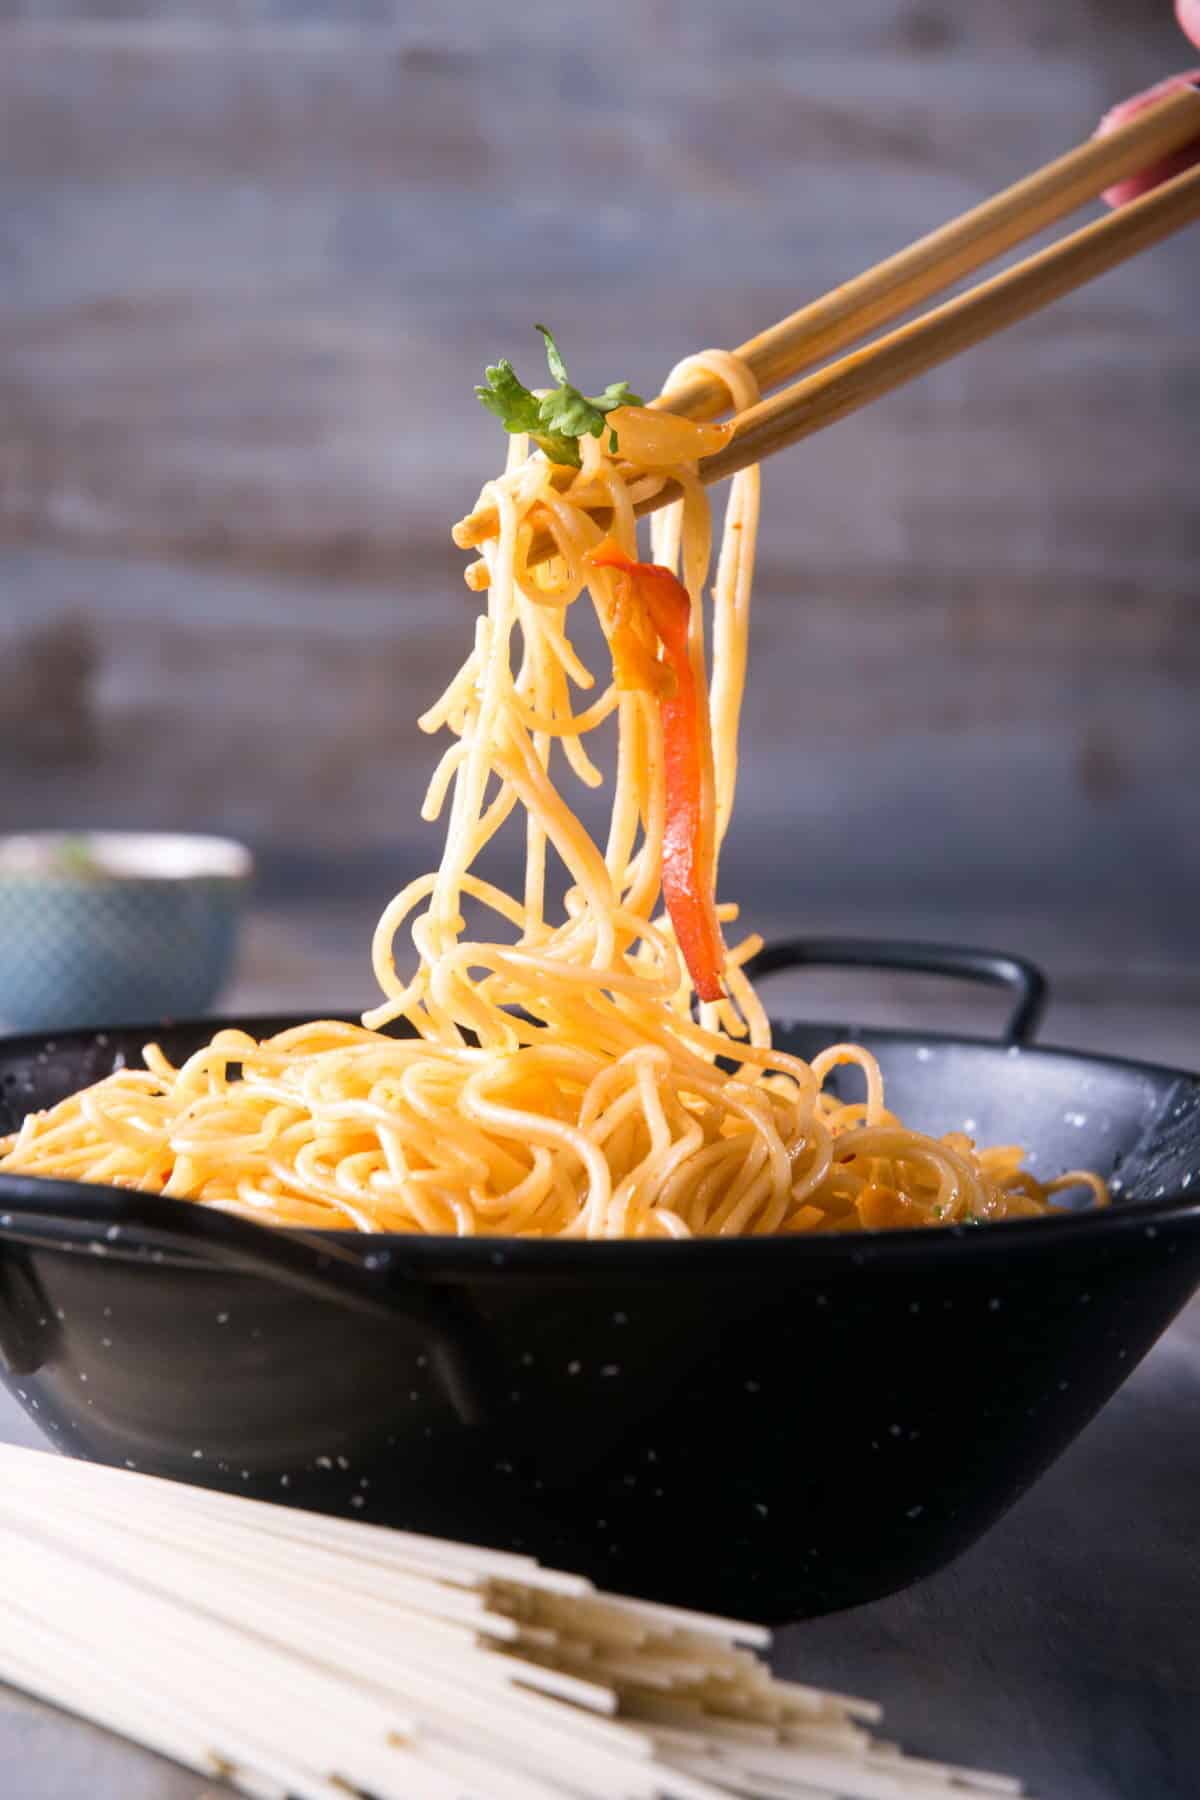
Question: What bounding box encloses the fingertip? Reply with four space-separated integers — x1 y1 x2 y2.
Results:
1094 71 1198 140
1101 143 1200 210
1178 0 1200 51
1100 175 1147 210
1094 98 1137 141
1093 70 1200 204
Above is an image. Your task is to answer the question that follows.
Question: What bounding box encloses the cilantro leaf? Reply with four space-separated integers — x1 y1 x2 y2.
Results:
594 380 641 412
474 360 542 435
535 323 571 387
475 327 644 467
532 427 585 467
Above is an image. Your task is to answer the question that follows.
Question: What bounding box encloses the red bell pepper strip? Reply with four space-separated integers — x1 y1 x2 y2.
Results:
588 541 727 1002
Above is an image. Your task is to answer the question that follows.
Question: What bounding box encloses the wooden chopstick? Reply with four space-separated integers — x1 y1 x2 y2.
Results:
654 83 1200 422
693 156 1200 489
454 86 1200 571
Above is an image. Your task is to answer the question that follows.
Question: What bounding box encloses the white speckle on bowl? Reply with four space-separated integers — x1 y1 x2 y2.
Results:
908 1301 920 1314
753 1503 768 1518
124 1459 138 1470
906 1505 924 1520
336 1455 350 1470
416 1354 428 1368
316 1456 332 1470
745 1379 761 1394
888 1424 902 1437
100 1337 111 1348
216 1312 229 1325
1145 1225 1159 1238
612 1311 628 1325
350 1495 365 1509
280 1475 290 1488
567 1360 582 1375
988 1297 1002 1311
88 1243 107 1258
1064 1112 1087 1129
1006 1045 1021 1059
600 1364 620 1378
78 1372 87 1383
916 1047 933 1063
962 1118 977 1134
192 1450 203 1460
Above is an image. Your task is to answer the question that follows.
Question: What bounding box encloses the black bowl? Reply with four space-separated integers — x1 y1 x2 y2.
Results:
1 940 1197 1623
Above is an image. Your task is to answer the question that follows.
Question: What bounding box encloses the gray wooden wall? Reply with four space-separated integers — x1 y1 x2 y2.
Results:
0 0 1196 981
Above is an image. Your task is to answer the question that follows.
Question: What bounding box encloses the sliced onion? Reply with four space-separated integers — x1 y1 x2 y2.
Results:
606 406 734 467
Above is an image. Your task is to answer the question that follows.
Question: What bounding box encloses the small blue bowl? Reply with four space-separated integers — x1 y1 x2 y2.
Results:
0 832 252 1031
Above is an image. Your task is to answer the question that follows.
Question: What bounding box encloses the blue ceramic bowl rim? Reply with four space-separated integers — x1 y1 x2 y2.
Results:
0 832 252 887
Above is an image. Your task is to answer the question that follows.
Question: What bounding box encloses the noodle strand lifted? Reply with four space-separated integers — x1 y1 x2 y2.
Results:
0 346 1106 1234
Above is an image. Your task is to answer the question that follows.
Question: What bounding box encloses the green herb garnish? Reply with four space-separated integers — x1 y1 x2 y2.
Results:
474 325 643 468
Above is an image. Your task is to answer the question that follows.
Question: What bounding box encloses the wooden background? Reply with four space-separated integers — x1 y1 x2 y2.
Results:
0 0 1196 1018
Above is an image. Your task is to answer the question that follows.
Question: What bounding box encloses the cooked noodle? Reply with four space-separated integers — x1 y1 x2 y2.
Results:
0 351 1106 1235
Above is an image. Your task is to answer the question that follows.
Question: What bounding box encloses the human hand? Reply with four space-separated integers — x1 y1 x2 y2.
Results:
1097 0 1200 205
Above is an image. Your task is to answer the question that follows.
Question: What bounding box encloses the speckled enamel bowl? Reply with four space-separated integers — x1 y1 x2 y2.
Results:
0 832 251 1032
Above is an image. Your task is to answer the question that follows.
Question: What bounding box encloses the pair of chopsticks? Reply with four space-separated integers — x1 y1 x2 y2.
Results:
453 85 1200 574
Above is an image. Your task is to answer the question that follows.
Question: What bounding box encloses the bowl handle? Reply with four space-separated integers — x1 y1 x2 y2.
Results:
744 937 1047 1044
0 1188 496 1423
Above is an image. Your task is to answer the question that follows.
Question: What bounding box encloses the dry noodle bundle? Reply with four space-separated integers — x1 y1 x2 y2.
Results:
0 1444 1034 1799
0 348 1105 1236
